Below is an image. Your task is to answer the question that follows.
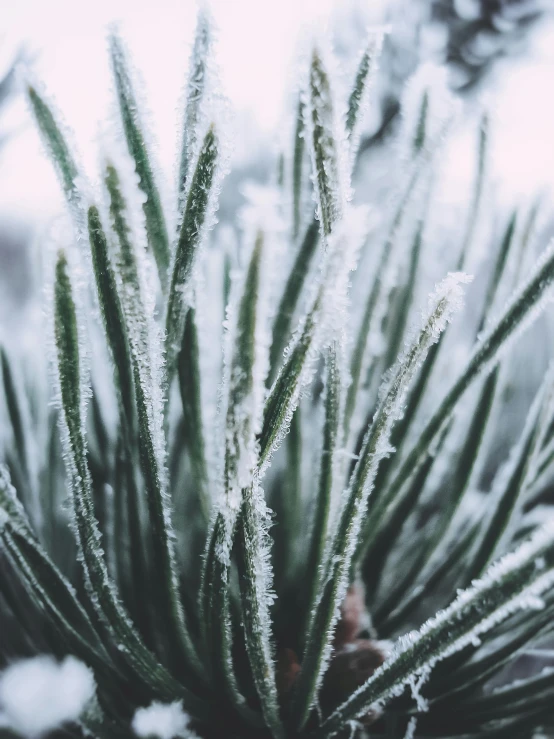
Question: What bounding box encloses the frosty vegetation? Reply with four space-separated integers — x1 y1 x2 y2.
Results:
0 656 95 736
0 5 554 739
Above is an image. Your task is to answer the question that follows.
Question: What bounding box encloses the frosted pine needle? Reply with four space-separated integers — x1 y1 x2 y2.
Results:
1 11 554 739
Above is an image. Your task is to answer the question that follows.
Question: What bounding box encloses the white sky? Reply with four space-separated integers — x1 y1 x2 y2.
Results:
1 0 554 222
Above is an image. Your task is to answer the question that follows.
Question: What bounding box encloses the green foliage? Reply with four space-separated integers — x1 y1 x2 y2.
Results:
1 11 554 739
110 33 171 289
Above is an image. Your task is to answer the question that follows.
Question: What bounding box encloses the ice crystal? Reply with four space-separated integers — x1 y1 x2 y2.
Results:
2 9 554 739
132 701 196 739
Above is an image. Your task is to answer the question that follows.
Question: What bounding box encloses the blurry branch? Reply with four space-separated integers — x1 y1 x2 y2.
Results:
357 0 550 158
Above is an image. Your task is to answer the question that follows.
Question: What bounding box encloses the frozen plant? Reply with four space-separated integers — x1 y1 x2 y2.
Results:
132 701 196 739
1 7 554 739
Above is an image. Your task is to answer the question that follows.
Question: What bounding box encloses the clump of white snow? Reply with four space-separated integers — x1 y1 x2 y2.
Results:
426 271 473 338
132 701 196 739
399 62 460 159
0 655 95 737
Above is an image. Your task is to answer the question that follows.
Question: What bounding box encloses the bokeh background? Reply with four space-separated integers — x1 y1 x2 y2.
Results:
1 0 554 349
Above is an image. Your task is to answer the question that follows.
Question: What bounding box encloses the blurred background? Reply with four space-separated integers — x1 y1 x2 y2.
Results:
1 0 554 348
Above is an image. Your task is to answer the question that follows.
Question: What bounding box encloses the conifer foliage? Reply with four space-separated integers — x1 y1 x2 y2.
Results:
1 9 554 739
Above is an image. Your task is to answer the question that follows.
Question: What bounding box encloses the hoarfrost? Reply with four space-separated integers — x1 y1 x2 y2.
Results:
166 119 230 377
303 37 352 237
399 63 460 159
372 272 472 434
407 666 430 712
215 187 282 565
177 3 214 208
249 478 278 610
46 216 161 661
0 465 32 530
99 135 168 490
259 204 367 474
318 205 368 359
239 183 288 324
107 29 173 242
481 362 554 561
345 130 452 445
346 30 386 155
25 76 91 238
172 5 231 255
425 272 473 338
0 656 95 737
305 271 471 715
474 238 554 373
95 141 192 630
42 220 95 468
